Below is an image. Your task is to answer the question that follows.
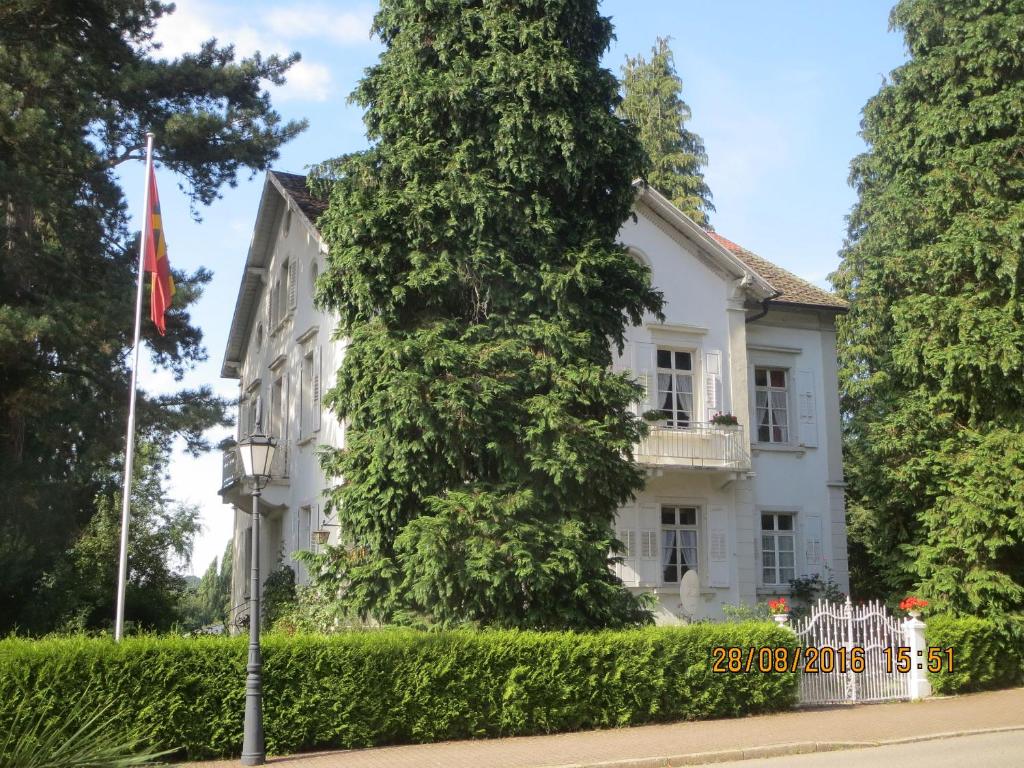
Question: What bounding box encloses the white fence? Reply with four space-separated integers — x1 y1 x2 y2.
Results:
791 597 912 706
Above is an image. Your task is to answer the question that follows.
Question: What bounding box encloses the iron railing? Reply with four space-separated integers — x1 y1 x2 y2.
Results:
635 422 750 470
221 442 289 490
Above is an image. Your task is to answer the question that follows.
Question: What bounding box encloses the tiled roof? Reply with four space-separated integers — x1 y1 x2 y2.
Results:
270 171 328 224
706 232 848 311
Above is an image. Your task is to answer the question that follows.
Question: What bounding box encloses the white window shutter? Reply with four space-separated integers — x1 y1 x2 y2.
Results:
704 350 722 422
288 260 298 310
615 529 638 585
611 340 632 374
803 515 822 573
796 368 818 447
640 530 658 559
633 341 657 416
312 346 322 432
707 507 730 587
638 503 660 585
283 372 291 444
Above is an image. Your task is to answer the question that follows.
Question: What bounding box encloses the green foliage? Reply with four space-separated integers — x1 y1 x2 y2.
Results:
261 565 297 630
926 614 1024 694
619 37 713 227
24 444 200 634
787 569 846 619
720 602 773 623
832 0 1024 615
0 624 797 759
0 0 304 633
313 0 663 628
1 692 171 768
179 540 234 632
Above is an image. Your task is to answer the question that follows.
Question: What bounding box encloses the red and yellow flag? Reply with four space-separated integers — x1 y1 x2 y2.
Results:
143 168 175 335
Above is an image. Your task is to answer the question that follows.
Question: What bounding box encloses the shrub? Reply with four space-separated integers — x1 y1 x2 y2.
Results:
0 624 797 760
926 614 1024 694
0 691 172 768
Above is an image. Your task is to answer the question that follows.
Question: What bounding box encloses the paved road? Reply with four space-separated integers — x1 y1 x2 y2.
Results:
187 688 1024 768
710 731 1024 767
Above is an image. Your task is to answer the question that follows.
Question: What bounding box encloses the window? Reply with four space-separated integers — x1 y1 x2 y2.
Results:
270 278 281 328
270 376 284 439
310 261 319 295
761 512 795 585
277 259 290 326
661 505 698 583
657 348 693 428
255 322 263 349
300 350 314 438
283 208 292 237
755 367 789 443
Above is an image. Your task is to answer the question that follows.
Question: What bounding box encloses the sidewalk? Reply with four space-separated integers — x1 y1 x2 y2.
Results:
189 687 1024 768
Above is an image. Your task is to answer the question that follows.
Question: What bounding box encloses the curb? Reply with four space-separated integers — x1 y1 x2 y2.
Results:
552 725 1024 768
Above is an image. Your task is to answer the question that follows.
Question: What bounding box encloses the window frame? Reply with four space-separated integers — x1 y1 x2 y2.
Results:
754 366 791 444
660 504 699 585
760 511 797 586
655 347 696 429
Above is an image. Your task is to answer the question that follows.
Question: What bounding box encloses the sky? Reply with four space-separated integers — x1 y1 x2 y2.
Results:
116 1 909 575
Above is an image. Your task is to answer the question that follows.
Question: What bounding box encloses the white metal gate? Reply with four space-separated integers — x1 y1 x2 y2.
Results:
792 597 910 706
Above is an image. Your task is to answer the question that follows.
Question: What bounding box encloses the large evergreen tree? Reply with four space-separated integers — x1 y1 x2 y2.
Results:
312 0 663 629
0 0 304 631
833 0 1024 616
619 37 713 227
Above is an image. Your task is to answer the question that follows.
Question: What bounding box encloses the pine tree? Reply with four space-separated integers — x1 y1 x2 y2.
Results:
312 0 663 629
0 0 304 631
833 0 1024 616
619 37 713 227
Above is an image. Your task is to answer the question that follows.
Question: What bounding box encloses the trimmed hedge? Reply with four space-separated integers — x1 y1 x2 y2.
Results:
0 624 797 760
926 614 1024 695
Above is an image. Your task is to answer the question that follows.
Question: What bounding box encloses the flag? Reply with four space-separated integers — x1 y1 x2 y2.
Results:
143 167 175 335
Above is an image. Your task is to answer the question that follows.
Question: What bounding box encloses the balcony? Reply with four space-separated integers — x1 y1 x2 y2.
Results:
635 422 750 471
219 441 290 506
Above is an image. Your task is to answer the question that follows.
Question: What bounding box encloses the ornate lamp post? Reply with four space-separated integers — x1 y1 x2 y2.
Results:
237 419 276 766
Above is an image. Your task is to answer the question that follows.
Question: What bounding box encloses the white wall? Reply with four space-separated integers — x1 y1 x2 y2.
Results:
226 188 849 622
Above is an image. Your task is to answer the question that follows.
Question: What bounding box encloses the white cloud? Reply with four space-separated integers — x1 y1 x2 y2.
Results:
152 0 339 102
272 60 333 102
264 5 375 45
153 0 216 58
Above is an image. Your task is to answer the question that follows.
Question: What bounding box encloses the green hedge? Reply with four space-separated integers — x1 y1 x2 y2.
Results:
0 624 797 760
926 614 1024 694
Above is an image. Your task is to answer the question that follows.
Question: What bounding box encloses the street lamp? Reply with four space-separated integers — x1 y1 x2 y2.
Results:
238 421 276 766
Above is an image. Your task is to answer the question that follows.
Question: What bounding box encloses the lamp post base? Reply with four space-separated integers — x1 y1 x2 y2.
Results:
241 489 265 765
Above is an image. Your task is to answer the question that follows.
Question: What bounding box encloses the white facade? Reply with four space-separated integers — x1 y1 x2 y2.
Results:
220 172 849 626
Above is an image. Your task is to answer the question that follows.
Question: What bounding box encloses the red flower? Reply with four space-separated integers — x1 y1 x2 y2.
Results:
768 597 788 615
899 596 929 612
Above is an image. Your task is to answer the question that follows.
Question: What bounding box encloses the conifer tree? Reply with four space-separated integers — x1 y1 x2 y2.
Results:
619 37 713 227
0 0 304 631
313 0 663 629
833 0 1024 616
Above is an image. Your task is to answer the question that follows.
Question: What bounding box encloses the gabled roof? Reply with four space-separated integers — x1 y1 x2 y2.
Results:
706 232 848 311
223 172 847 376
270 170 328 225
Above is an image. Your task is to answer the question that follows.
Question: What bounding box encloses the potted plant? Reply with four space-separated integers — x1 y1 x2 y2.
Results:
768 597 789 624
899 596 928 619
710 412 739 427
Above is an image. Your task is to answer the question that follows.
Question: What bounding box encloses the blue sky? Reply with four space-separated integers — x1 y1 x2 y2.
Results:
120 1 908 574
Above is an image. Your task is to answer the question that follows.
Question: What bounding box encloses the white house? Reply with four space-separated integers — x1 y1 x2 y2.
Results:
219 171 849 625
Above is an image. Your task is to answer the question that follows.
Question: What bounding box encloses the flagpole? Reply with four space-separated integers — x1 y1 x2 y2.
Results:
115 131 155 642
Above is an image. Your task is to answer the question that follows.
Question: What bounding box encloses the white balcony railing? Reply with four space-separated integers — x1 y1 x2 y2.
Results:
635 422 750 470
